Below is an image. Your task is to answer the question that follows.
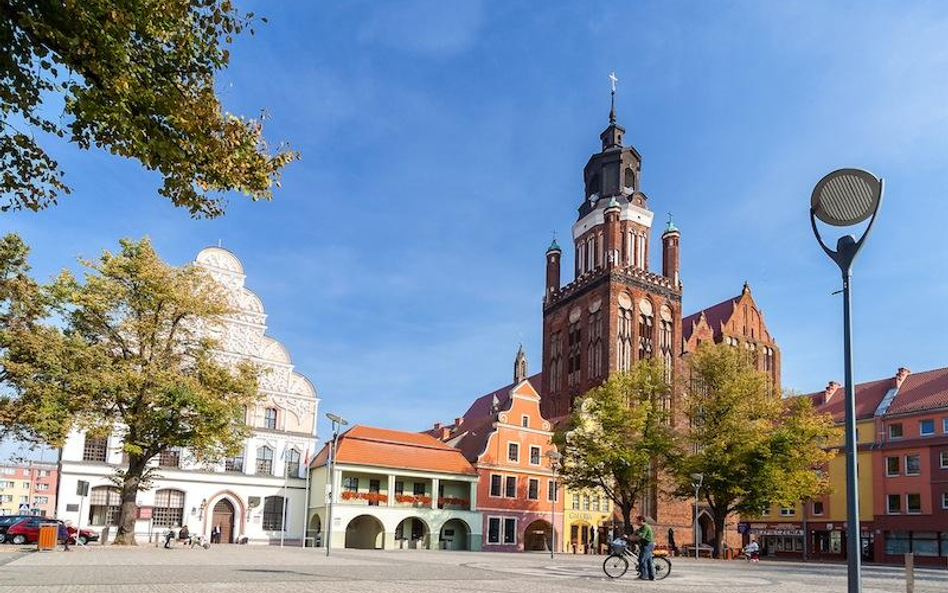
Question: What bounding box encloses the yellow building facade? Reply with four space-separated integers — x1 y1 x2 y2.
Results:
561 487 613 553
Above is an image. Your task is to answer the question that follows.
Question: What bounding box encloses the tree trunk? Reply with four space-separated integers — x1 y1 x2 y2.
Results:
711 508 728 559
620 502 634 536
112 455 147 546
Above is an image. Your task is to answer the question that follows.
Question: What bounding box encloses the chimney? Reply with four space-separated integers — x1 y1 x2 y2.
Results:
823 381 842 404
454 417 464 427
433 422 442 431
895 367 911 388
441 427 451 440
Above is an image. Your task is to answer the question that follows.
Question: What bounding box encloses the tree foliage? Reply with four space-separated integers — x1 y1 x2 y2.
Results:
0 0 296 217
673 343 839 557
554 358 677 534
0 235 260 544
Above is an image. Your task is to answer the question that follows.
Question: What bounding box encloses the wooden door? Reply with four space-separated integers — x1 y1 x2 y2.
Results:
211 499 235 543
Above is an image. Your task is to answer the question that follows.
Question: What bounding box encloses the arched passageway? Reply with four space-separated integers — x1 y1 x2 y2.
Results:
395 517 430 549
345 515 385 550
523 519 553 552
439 519 469 550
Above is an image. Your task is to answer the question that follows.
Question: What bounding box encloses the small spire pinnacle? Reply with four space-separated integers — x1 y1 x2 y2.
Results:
608 71 619 124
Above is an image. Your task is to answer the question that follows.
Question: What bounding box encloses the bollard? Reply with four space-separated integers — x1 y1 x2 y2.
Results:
905 552 914 593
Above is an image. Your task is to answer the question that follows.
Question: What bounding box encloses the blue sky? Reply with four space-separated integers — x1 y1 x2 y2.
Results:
4 1 948 460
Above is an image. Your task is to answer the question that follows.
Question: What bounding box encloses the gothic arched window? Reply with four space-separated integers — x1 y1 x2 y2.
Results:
624 166 635 190
549 331 563 394
587 310 604 380
617 295 634 371
638 298 654 360
567 318 583 390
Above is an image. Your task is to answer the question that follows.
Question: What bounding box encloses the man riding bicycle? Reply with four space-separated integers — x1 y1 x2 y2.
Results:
631 515 656 581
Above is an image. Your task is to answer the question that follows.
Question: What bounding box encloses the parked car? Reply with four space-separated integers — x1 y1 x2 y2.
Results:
4 517 99 545
0 515 33 544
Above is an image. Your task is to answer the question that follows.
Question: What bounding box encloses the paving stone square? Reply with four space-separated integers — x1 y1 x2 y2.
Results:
0 546 945 592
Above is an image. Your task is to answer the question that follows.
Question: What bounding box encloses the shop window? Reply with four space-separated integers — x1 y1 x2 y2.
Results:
487 517 501 544
941 533 948 557
905 454 921 476
887 494 901 514
920 419 935 436
885 531 910 555
886 457 899 477
914 532 939 556
888 424 903 440
906 493 921 514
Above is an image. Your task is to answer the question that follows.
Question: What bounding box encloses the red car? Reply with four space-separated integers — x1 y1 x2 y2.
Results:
4 517 98 545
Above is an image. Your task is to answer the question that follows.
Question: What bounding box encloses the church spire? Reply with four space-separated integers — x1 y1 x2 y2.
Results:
608 71 618 124
600 72 625 150
514 344 528 384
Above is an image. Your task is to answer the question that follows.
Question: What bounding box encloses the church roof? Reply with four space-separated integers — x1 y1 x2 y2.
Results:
311 425 477 475
682 295 740 342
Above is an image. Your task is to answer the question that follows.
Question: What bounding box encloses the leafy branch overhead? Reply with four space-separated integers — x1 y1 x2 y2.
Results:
0 0 297 217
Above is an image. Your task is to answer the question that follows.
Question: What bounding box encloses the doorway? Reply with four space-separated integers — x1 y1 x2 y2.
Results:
211 499 236 543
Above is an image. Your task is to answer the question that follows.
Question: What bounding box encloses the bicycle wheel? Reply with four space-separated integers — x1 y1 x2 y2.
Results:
603 554 629 579
653 557 672 580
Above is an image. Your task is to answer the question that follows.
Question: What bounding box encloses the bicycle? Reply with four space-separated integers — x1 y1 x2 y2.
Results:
602 539 671 580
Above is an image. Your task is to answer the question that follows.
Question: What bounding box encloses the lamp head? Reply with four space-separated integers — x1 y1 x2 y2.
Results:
811 168 881 227
325 412 348 426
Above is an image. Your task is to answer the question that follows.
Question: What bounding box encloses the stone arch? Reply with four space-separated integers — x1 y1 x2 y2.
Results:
523 519 555 552
202 490 246 540
345 514 385 550
395 516 431 549
697 509 715 547
438 517 472 551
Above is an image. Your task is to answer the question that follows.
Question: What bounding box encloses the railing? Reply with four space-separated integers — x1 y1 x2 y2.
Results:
394 495 432 508
340 492 388 505
437 497 470 510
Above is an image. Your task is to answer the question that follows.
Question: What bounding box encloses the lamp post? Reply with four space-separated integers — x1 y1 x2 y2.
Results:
324 412 348 557
809 168 883 593
690 473 704 560
546 450 562 560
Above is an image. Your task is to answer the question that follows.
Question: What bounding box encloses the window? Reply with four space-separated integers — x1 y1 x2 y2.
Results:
152 489 185 528
507 443 519 463
32 496 48 505
368 479 381 506
572 493 580 510
343 477 359 493
779 506 795 516
255 446 274 475
583 495 590 510
888 423 904 440
942 492 948 509
617 305 633 371
487 517 501 543
549 330 563 395
395 481 404 495
412 482 425 496
37 470 49 478
503 517 516 544
913 532 939 556
920 419 935 436
490 475 502 497
158 448 180 468
885 531 910 555
262 496 286 531
659 305 674 386
35 483 49 491
944 418 948 434
548 480 557 502
905 454 921 476
529 446 541 466
638 300 654 360
263 408 278 430
906 493 921 514
941 451 948 469
505 476 517 498
224 451 244 473
521 415 529 428
89 486 122 526
588 310 604 379
887 494 901 514
528 478 539 500
83 434 109 462
886 457 900 477
567 320 582 389
285 448 301 477
812 501 824 515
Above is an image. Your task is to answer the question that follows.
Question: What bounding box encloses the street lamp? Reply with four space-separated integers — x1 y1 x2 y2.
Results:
690 473 704 560
809 168 883 593
324 412 349 557
546 450 562 560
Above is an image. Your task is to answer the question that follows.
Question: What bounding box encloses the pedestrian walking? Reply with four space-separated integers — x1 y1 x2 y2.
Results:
633 515 655 581
58 521 71 552
667 527 678 556
212 524 221 544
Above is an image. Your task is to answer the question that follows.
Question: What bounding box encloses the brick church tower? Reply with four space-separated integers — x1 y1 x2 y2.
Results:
540 96 683 423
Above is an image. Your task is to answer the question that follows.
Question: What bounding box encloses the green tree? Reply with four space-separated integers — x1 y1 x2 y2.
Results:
554 358 677 535
1 0 296 217
0 236 260 545
673 343 838 557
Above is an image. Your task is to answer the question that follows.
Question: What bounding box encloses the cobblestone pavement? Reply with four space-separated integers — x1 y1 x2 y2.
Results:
0 546 945 592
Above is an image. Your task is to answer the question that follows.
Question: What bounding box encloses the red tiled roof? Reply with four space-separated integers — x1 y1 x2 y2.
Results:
459 373 542 422
311 425 477 475
885 367 948 415
682 297 739 342
805 376 894 422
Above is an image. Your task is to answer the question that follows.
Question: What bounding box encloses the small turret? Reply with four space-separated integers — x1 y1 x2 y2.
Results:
545 238 561 299
662 216 681 287
514 344 528 383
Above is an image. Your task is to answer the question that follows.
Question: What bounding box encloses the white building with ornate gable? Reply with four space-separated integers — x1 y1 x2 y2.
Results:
55 247 319 545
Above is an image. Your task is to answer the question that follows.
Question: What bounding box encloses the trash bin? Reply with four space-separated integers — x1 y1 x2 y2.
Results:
38 523 58 551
